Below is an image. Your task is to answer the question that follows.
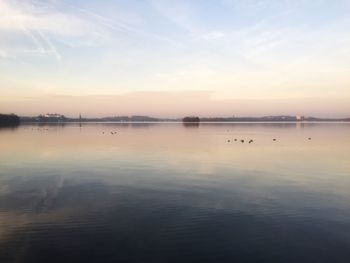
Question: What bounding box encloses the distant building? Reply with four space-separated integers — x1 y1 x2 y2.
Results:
43 113 65 119
296 115 305 121
37 113 66 122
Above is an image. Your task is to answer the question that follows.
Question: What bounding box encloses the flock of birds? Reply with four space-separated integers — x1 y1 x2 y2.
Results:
227 137 312 143
27 127 313 143
225 129 312 143
30 128 50 131
102 131 118 135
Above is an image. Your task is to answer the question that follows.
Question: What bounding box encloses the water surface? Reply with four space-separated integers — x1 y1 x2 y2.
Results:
0 123 350 262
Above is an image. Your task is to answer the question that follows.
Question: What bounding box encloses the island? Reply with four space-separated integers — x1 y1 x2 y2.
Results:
182 116 200 123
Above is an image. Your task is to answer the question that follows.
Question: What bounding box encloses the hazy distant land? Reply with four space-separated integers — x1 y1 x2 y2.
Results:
1 113 349 125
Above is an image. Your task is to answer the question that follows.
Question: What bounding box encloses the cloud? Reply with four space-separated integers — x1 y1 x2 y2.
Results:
37 30 62 62
0 0 113 62
149 0 197 33
0 49 9 58
0 1 85 36
199 31 226 41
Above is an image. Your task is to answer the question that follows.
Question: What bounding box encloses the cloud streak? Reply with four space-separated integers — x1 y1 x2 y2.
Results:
0 0 114 61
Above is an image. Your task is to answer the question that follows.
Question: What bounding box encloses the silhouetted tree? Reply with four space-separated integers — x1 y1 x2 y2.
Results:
0 114 20 126
182 116 200 123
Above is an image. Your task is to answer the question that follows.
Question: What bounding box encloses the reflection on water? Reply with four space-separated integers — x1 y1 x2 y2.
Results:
0 123 350 262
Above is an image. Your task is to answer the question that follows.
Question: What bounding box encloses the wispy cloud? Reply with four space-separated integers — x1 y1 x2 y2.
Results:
148 0 197 33
0 1 91 37
198 31 226 41
37 30 62 62
0 49 9 58
0 0 114 61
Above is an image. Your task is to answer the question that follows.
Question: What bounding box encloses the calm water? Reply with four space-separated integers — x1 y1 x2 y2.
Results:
0 123 350 262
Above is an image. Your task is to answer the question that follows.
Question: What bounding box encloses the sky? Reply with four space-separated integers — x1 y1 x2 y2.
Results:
0 0 350 118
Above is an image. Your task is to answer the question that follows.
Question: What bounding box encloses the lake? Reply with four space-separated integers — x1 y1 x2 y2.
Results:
0 123 350 262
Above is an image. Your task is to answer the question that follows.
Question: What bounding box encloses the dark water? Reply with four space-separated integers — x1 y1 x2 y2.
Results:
0 123 350 262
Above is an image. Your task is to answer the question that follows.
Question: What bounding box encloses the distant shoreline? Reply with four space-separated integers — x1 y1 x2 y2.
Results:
18 120 350 124
1 113 350 126
20 117 350 123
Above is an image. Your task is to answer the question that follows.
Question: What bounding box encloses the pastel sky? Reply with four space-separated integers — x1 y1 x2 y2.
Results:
0 0 350 117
